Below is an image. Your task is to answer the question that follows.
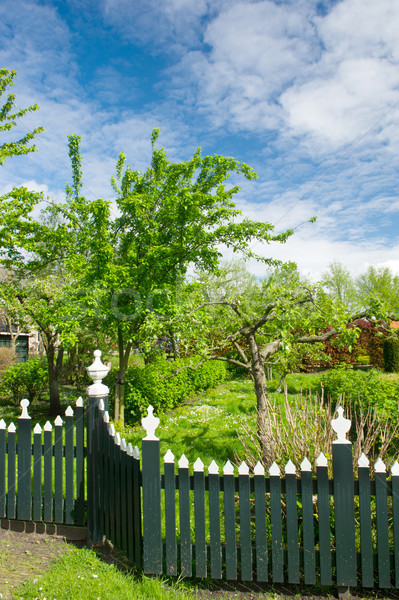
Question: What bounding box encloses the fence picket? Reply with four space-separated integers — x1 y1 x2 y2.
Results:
65 407 74 525
358 453 374 588
120 438 128 555
238 461 252 581
43 421 52 522
194 458 206 578
54 416 63 523
301 457 316 585
7 423 16 519
285 461 299 584
164 450 177 576
223 460 237 581
33 424 42 522
108 423 116 543
375 459 390 588
0 420 6 518
178 454 192 577
392 462 399 588
269 462 284 583
208 460 222 579
316 453 332 586
75 397 85 526
114 433 122 550
254 462 268 582
131 445 142 569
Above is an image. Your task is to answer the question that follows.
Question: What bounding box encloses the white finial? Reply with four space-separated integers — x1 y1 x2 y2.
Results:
391 461 399 476
331 406 351 444
115 432 121 446
8 423 16 433
208 460 219 475
223 460 234 475
86 350 110 397
375 458 386 473
316 453 328 468
133 445 140 460
127 443 134 456
19 399 31 419
285 460 296 475
76 396 84 408
103 411 110 424
254 461 265 476
43 421 52 432
65 406 74 417
164 449 175 463
358 453 370 468
301 457 312 472
194 457 204 472
178 454 189 469
33 423 42 434
238 461 249 475
98 399 104 411
269 461 280 476
121 438 127 452
142 405 160 440
54 416 63 427
0 419 6 430
109 423 115 437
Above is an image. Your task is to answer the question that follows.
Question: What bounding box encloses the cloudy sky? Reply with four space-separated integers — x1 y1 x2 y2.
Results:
1 0 399 280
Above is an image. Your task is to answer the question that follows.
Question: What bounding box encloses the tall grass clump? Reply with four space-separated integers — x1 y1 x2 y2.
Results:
238 388 399 474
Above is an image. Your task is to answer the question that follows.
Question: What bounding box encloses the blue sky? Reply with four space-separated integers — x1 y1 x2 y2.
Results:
1 0 399 279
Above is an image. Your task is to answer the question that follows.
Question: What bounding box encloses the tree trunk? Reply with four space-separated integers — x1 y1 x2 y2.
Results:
246 332 276 467
46 339 63 416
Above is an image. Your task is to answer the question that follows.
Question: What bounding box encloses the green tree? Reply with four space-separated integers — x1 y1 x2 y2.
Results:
170 263 370 466
321 261 357 311
0 68 43 165
356 265 399 314
62 129 294 424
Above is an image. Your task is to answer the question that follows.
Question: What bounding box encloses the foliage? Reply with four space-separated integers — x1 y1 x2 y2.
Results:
383 336 399 373
0 356 48 403
0 68 43 165
60 130 293 424
321 367 399 417
119 356 227 423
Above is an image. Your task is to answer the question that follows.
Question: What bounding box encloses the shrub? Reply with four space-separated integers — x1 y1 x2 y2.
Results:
0 357 48 403
321 367 399 417
383 337 399 373
121 357 227 423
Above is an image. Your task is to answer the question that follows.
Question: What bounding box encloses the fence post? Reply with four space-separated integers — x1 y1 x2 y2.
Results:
141 405 162 574
332 407 357 592
86 349 110 545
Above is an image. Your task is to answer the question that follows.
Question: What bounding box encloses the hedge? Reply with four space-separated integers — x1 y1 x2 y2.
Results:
120 357 227 423
321 367 399 417
0 357 48 404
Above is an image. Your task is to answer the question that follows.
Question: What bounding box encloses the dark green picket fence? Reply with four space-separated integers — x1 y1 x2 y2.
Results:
0 397 85 525
2 350 399 592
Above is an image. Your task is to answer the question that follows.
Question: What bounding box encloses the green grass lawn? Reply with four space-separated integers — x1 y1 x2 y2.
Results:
119 373 324 469
13 546 199 600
